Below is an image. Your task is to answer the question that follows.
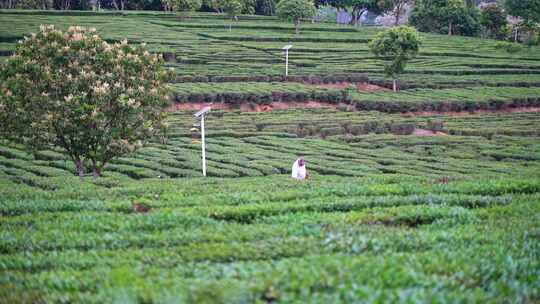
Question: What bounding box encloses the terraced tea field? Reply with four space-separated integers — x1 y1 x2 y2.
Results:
0 10 539 303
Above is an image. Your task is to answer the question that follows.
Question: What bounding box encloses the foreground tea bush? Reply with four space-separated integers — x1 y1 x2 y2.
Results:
0 176 539 303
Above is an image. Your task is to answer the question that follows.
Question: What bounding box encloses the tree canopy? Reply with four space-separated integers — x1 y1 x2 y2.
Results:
0 25 172 179
409 0 480 36
223 0 243 30
316 0 391 25
369 26 421 91
276 0 315 35
163 0 201 12
480 4 508 39
504 0 540 24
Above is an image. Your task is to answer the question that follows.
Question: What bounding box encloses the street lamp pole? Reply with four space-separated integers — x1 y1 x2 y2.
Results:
201 114 206 177
193 106 211 177
282 44 292 77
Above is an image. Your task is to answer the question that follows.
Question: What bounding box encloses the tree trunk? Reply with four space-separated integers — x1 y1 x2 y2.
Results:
92 167 100 179
120 0 124 10
294 19 299 35
229 20 232 32
112 0 118 10
448 21 452 36
350 9 357 26
75 158 85 181
393 79 397 92
394 3 403 26
350 8 365 26
91 159 103 179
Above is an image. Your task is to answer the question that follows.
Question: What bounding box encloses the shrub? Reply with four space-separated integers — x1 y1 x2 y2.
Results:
494 41 523 53
390 123 416 135
427 120 444 132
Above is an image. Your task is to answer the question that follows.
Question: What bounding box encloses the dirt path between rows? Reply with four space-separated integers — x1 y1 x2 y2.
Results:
413 128 449 136
168 101 349 112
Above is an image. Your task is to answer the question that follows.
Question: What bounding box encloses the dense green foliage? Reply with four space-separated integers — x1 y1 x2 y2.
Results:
1 142 539 301
317 0 391 25
0 24 171 178
369 26 421 91
410 0 480 36
480 4 508 40
3 12 540 78
276 0 315 35
0 11 539 303
504 0 540 24
172 0 203 13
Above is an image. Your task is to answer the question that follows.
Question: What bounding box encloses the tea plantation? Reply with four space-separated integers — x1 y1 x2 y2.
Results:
0 10 539 303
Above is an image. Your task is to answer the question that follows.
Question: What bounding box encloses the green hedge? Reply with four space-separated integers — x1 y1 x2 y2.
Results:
175 74 368 83
197 33 371 43
175 90 347 104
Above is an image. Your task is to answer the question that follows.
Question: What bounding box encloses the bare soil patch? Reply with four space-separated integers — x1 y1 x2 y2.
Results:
309 82 352 89
356 82 390 92
168 101 344 112
413 128 448 136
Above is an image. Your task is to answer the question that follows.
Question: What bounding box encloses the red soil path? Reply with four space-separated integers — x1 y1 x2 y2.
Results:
168 101 347 112
412 128 449 136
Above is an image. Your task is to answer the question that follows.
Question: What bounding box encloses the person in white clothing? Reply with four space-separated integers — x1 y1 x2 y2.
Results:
291 157 309 180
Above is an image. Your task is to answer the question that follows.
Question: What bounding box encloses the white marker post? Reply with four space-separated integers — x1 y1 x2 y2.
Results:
193 107 211 177
282 44 292 77
201 114 206 176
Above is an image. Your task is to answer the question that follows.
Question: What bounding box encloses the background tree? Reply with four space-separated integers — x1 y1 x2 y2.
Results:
480 4 508 39
223 0 242 30
410 0 480 36
369 26 421 92
504 0 540 44
318 0 391 26
162 0 201 12
239 0 255 14
504 0 540 24
0 25 171 179
276 0 315 35
201 0 222 12
384 0 413 26
172 0 202 15
255 0 275 15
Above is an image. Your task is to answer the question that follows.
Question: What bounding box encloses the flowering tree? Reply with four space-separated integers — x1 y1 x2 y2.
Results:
0 25 172 179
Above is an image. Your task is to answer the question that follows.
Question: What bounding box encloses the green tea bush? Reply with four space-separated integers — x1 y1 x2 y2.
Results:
495 41 523 53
